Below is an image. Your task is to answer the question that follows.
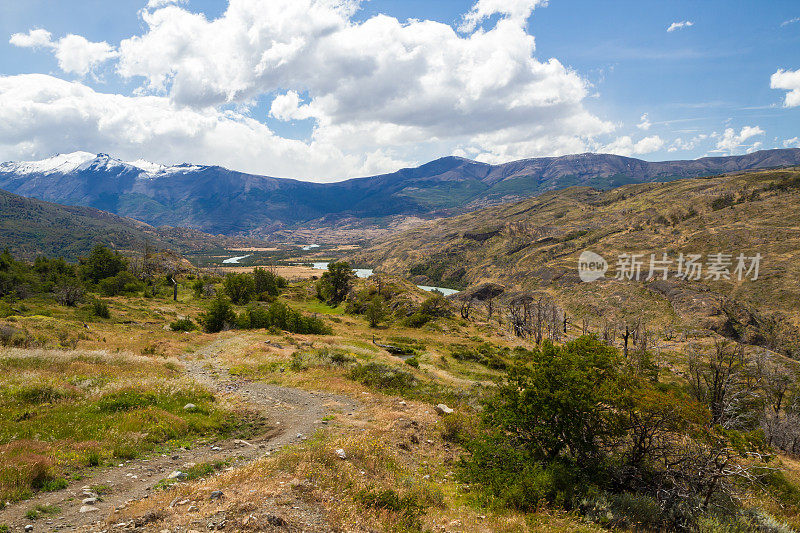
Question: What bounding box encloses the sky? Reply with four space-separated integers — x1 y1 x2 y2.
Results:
0 0 798 182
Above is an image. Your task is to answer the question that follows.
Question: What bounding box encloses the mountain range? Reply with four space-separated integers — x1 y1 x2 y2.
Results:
1 149 799 238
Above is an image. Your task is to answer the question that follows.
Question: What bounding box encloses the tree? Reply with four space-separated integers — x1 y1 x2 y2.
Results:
199 295 236 333
223 272 256 305
316 261 355 305
80 245 128 283
365 296 388 328
688 340 760 429
55 281 85 306
419 293 451 318
481 337 625 464
253 267 285 297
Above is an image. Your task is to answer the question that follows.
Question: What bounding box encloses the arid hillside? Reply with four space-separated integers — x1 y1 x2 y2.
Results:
354 167 800 356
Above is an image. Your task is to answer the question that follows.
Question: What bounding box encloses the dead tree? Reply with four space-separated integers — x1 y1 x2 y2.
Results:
459 295 474 320
688 340 760 429
622 325 631 358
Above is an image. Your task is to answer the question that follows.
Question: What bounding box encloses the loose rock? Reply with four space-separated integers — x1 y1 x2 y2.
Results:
435 403 454 415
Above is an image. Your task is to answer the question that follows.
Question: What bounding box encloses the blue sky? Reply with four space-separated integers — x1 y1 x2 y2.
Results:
0 0 798 181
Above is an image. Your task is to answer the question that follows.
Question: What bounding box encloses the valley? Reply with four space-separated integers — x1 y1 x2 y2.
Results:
3 158 800 532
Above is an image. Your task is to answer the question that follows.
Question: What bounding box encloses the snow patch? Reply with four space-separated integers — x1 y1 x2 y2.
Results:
0 151 97 174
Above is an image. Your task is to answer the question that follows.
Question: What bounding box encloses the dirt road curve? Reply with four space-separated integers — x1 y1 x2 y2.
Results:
0 343 359 532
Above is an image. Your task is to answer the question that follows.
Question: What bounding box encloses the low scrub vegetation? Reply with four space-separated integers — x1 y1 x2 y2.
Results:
0 350 257 502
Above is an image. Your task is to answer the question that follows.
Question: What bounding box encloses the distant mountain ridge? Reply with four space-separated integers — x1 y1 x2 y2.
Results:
0 188 256 260
1 148 799 237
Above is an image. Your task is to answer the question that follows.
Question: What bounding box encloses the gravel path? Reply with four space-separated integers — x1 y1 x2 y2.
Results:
0 338 359 532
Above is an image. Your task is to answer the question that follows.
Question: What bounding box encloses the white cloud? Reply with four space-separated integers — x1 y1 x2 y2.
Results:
601 135 664 157
146 0 187 8
0 74 410 181
112 0 612 170
269 91 315 121
667 20 694 32
9 29 54 48
637 113 651 131
713 125 764 154
53 35 118 76
667 134 706 152
458 0 545 32
3 0 617 179
781 17 800 27
784 137 799 148
771 69 800 107
9 29 117 76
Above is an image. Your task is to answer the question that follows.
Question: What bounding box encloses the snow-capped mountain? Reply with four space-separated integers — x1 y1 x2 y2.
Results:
0 152 200 178
1 149 799 236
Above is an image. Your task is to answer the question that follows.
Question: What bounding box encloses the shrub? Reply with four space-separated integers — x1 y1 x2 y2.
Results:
401 311 430 328
365 295 388 327
80 245 127 283
54 282 85 306
98 271 143 296
348 362 417 393
223 272 256 305
92 299 110 319
711 193 736 210
355 487 425 529
170 317 196 332
253 267 285 297
237 302 330 335
97 388 158 413
199 296 236 333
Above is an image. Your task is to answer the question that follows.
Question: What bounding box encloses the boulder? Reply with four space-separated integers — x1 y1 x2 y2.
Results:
435 404 454 415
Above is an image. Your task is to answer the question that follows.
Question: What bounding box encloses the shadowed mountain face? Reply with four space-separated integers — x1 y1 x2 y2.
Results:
1 149 799 237
0 188 256 260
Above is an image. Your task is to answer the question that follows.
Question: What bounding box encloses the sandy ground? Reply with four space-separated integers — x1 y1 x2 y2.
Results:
215 265 323 279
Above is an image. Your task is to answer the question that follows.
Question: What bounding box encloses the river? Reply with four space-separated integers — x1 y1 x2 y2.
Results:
310 262 459 296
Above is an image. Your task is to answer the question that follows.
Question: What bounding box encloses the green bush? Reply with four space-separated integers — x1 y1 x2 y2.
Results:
316 261 355 305
170 317 196 332
97 389 159 413
348 362 417 393
253 267 285 297
199 296 236 333
92 299 110 319
237 302 330 335
401 311 430 328
98 271 142 296
223 272 255 305
355 487 425 529
80 245 127 283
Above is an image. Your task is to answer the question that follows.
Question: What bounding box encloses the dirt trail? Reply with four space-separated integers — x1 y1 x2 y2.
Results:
0 337 359 532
